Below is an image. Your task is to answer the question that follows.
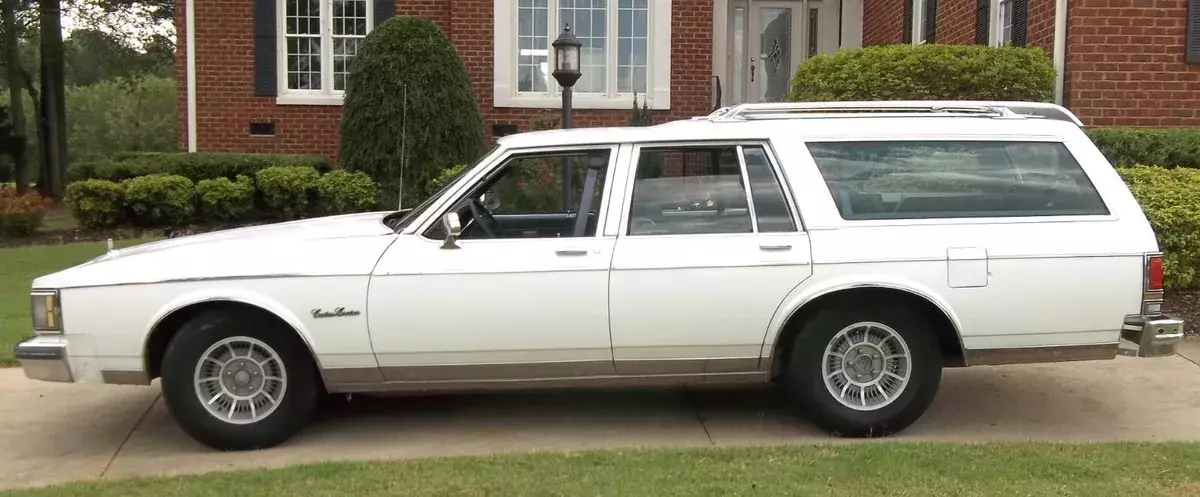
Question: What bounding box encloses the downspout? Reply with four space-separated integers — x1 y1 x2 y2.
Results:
1052 0 1066 105
186 0 197 152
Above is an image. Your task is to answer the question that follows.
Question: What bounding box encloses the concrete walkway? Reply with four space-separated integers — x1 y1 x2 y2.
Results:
3 339 1200 490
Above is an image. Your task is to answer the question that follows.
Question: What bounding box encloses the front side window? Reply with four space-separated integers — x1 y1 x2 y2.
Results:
426 149 611 240
281 0 371 95
807 140 1110 220
627 144 797 235
497 0 670 109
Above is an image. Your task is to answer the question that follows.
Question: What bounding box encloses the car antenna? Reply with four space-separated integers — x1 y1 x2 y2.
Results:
398 83 407 210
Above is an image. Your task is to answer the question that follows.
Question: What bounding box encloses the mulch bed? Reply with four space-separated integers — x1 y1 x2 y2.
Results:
0 221 271 249
1163 289 1200 336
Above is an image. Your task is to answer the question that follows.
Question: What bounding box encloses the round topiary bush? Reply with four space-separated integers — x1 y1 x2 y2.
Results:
788 44 1055 103
339 15 486 209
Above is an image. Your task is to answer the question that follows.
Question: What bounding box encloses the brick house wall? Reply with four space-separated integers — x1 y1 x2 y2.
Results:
863 0 906 44
1065 0 1200 126
1027 0 1055 54
936 0 979 44
177 0 714 162
858 0 1200 127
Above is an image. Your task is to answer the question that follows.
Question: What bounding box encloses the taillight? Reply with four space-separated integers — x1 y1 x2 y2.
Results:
1147 255 1164 291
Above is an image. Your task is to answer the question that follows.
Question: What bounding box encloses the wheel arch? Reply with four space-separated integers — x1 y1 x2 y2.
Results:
142 293 324 385
764 283 968 380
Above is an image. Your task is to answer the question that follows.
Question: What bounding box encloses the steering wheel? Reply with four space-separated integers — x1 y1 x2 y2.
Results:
467 197 500 238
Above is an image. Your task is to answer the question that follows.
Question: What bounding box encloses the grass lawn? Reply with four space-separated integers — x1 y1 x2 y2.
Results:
0 237 158 365
2 443 1199 496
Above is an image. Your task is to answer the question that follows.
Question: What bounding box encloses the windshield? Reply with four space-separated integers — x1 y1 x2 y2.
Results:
386 144 501 231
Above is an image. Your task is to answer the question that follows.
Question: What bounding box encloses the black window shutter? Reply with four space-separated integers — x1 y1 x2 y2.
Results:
1187 0 1200 63
975 0 990 44
1012 0 1028 47
903 0 914 43
252 0 276 96
374 0 395 29
925 0 938 43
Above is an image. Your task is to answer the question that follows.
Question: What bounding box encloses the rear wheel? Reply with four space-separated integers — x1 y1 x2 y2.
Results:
160 309 320 450
784 303 942 437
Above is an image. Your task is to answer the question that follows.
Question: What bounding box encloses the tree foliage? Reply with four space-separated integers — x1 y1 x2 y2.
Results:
338 15 485 209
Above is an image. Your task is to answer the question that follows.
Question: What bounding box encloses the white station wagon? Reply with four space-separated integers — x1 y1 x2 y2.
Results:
16 101 1184 450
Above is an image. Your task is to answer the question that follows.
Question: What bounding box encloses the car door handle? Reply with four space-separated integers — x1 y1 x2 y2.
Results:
759 244 792 252
556 249 589 257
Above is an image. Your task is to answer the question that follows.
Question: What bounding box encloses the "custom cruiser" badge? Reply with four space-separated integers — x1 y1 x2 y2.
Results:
311 307 362 319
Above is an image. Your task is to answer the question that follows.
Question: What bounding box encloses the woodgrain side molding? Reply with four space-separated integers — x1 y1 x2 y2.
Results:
965 343 1119 366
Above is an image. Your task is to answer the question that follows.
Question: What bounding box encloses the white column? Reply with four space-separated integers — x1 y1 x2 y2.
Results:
713 0 729 107
840 0 863 48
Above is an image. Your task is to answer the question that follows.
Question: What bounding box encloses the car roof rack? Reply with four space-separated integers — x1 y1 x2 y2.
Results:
695 101 1083 126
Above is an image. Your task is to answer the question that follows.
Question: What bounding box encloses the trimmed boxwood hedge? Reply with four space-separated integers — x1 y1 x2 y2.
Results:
788 44 1056 103
63 168 380 229
67 152 332 184
1086 128 1200 169
1116 166 1200 290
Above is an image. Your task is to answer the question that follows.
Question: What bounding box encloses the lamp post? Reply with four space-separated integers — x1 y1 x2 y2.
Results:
552 24 582 209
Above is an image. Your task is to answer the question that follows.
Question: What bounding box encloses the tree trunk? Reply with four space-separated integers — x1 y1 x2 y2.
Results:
2 0 28 193
37 0 65 199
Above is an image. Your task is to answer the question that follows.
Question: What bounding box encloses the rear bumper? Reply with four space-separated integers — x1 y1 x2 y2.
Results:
13 336 73 383
1121 313 1185 358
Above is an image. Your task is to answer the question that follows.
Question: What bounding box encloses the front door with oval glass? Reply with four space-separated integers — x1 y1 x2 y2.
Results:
726 0 835 104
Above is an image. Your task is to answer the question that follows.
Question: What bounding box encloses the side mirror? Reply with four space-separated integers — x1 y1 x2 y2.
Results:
440 212 463 249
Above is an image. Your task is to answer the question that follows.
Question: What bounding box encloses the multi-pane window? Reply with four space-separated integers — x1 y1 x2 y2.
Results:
996 0 1014 46
514 0 650 96
911 0 927 44
282 0 371 94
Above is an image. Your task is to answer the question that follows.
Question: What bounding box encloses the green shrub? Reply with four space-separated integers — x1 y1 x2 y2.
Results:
788 44 1055 103
1087 128 1200 169
121 174 195 226
316 170 378 215
256 166 319 220
0 187 48 237
77 152 332 183
339 15 486 209
1117 166 1200 289
64 179 124 228
196 175 256 221
67 161 101 183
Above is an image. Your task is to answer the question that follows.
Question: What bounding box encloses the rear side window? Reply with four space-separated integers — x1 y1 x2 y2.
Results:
807 141 1110 220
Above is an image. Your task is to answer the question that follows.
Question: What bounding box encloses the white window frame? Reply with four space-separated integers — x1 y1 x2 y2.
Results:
911 0 927 45
493 0 672 110
990 0 1014 47
276 0 374 106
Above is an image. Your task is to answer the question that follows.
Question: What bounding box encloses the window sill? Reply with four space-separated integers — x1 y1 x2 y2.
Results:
275 93 344 106
494 94 670 111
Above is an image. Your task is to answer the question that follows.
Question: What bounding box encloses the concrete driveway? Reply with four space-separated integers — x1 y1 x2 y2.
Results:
3 339 1200 491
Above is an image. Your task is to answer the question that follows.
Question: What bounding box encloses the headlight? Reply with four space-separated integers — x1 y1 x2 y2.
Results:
31 290 63 333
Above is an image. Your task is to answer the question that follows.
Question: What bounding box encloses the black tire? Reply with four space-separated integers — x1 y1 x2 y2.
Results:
783 303 942 437
160 309 320 450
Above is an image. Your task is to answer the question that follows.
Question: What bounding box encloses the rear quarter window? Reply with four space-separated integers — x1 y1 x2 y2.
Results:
806 141 1110 220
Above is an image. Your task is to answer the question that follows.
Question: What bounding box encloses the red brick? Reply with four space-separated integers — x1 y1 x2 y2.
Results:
178 0 714 161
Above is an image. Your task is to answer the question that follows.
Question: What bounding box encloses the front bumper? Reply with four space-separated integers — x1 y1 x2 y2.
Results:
13 336 73 382
1121 313 1185 358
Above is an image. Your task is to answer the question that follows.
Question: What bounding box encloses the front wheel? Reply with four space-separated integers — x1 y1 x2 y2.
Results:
784 303 942 437
160 309 320 450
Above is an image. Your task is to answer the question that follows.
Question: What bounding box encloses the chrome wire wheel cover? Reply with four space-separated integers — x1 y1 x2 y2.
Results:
822 321 912 411
194 337 287 425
